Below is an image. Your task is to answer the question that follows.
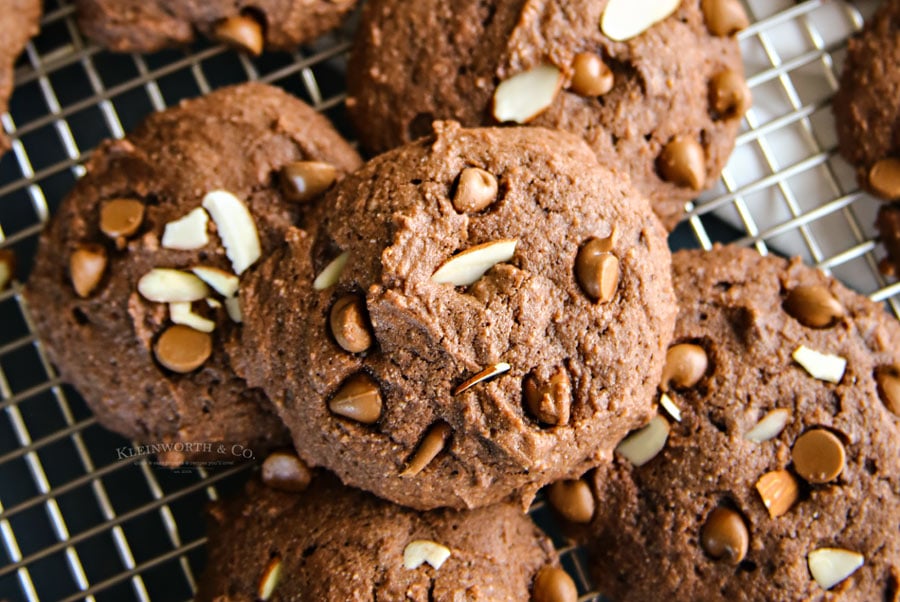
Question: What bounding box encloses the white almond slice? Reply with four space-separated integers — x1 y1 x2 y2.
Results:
601 0 681 41
257 556 282 601
432 239 518 286
659 393 682 422
202 190 261 275
161 207 209 250
313 252 350 291
137 268 209 303
191 266 239 298
403 540 452 571
745 408 790 443
206 298 222 309
808 548 864 590
169 302 216 333
225 297 242 323
492 65 562 124
792 345 847 384
616 415 670 467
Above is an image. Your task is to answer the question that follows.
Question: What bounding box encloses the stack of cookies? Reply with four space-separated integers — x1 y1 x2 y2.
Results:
21 0 900 600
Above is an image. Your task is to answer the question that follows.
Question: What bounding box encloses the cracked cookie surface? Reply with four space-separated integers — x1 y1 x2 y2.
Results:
195 473 561 601
347 0 749 230
561 245 900 601
26 83 361 465
235 121 676 509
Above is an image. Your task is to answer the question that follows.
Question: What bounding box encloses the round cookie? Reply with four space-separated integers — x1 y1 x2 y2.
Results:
346 0 750 230
25 83 362 465
76 0 358 55
877 203 900 278
195 470 570 601
235 121 677 509
0 0 41 155
833 0 900 201
553 245 900 601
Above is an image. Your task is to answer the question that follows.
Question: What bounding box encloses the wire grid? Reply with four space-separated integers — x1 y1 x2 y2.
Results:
0 1 896 601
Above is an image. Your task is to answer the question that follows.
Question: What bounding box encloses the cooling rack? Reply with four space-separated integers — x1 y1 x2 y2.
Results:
0 0 896 600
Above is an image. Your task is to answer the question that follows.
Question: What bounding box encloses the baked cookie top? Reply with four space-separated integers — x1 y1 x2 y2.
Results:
834 0 900 201
235 121 676 509
195 469 568 602
347 0 750 230
558 245 900 601
25 83 362 465
0 0 41 155
76 0 358 55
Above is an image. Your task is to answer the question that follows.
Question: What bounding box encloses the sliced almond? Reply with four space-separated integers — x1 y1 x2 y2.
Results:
191 266 239 298
432 239 518 286
659 393 682 422
202 190 261 275
169 302 216 333
792 345 847 384
453 362 511 395
615 415 670 467
161 207 209 250
313 252 349 291
601 0 681 41
137 268 209 303
403 540 451 570
492 65 562 124
257 556 282 600
745 408 790 443
755 470 799 518
808 548 864 590
206 298 223 309
225 296 242 323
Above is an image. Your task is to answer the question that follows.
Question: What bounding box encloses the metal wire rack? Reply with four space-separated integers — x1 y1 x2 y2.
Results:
0 0 896 600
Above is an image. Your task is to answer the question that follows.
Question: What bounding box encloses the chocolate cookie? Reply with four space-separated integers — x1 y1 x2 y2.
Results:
346 0 750 230
235 121 677 509
834 0 900 200
553 245 900 601
0 0 41 155
195 469 571 601
76 0 358 55
25 83 362 465
833 0 900 279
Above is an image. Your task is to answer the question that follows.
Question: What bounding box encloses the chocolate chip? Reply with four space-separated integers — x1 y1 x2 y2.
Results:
784 285 844 329
547 478 595 523
261 451 312 493
532 566 577 602
329 294 373 353
154 324 212 373
328 374 382 424
709 69 751 119
701 0 749 36
524 367 572 426
453 167 498 213
660 343 708 390
868 158 900 200
99 199 144 242
575 238 619 303
281 161 338 203
401 422 451 477
213 14 264 56
69 244 108 298
569 52 614 97
658 136 706 190
700 507 749 564
792 429 845 484
755 470 799 518
876 366 900 416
